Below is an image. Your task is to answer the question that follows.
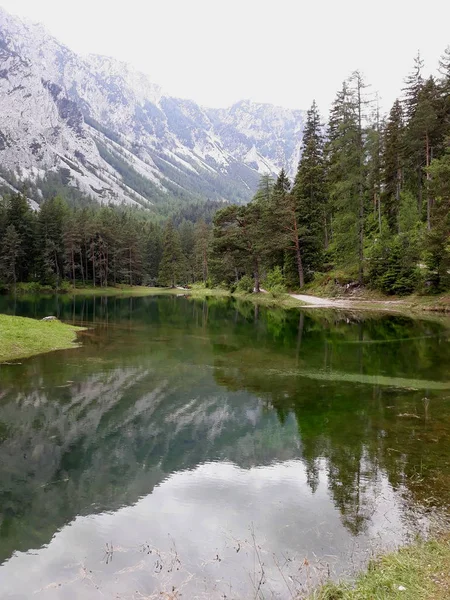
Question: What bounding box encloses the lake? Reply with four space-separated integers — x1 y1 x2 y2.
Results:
0 294 449 599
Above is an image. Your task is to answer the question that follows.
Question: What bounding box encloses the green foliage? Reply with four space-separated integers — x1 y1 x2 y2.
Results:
0 224 21 285
264 266 287 296
1 48 449 299
235 275 254 293
158 220 186 287
367 194 422 295
0 191 214 291
311 537 450 600
0 314 83 362
423 152 450 290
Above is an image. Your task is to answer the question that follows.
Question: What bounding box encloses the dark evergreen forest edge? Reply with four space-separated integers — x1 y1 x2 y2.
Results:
0 49 449 301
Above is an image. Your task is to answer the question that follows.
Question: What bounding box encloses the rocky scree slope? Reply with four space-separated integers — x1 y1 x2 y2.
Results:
0 7 305 208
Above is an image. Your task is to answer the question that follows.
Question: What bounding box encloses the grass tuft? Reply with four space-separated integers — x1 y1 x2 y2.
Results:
310 537 450 600
0 314 85 362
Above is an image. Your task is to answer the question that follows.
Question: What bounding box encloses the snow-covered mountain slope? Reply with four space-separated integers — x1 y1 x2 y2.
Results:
0 7 305 208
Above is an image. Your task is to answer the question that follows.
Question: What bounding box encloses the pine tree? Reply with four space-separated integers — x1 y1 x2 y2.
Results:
37 197 68 286
382 100 404 231
264 169 292 275
425 152 450 289
412 78 440 226
402 52 424 120
213 199 267 292
5 192 36 281
292 100 328 283
179 220 196 283
366 96 383 233
194 219 211 283
351 71 368 284
63 213 82 286
145 222 163 285
158 220 185 287
326 80 365 278
1 224 22 287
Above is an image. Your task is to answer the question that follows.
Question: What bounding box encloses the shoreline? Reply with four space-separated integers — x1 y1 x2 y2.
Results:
4 283 450 315
0 314 85 363
71 285 450 315
310 535 450 599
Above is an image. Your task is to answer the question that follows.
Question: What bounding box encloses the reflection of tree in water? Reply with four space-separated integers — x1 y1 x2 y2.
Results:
1 294 450 554
210 302 450 535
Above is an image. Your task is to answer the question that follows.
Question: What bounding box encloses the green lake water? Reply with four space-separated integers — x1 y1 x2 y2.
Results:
0 294 449 599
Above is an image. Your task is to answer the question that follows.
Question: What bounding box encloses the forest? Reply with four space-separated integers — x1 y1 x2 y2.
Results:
0 48 449 296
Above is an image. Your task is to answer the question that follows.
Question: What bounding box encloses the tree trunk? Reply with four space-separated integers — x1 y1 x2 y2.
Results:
71 246 76 287
84 242 88 285
79 251 85 285
129 247 132 286
203 245 208 283
105 248 109 288
291 202 304 288
357 78 364 285
295 239 305 288
91 242 96 287
426 132 432 230
253 257 260 293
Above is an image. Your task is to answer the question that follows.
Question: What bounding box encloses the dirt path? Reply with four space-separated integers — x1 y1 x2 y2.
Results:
288 293 405 309
288 293 346 307
259 288 449 314
261 289 406 311
289 292 407 310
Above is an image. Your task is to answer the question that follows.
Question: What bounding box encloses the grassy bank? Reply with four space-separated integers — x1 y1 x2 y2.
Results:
5 282 450 313
0 314 84 362
311 536 450 600
67 284 310 307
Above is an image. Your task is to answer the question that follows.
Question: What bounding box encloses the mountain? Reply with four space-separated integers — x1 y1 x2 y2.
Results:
0 7 305 209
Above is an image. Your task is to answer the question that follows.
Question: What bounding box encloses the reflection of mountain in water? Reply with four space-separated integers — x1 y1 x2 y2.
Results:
0 295 449 562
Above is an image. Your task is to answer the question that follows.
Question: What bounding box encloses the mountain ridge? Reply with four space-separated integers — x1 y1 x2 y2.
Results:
0 7 305 209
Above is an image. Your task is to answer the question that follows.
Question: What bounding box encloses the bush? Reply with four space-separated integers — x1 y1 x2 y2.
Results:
58 280 72 293
367 233 421 295
264 266 286 297
235 275 254 293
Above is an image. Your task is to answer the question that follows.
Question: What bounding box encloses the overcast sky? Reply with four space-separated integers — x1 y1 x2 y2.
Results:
1 0 449 114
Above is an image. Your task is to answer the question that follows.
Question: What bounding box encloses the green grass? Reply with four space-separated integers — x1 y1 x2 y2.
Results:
12 281 449 314
67 285 194 297
0 314 85 362
311 537 450 600
65 284 308 307
232 290 307 308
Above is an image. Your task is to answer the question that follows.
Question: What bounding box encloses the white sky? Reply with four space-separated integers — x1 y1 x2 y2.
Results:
1 0 449 114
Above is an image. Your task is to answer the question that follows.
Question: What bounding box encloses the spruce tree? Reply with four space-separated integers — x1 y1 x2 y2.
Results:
292 100 328 282
5 192 36 282
402 52 424 120
1 224 21 287
425 153 450 289
382 99 404 231
194 219 211 283
326 80 364 279
158 220 185 287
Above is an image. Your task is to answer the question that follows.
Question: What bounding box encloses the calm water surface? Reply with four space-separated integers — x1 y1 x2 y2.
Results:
0 295 449 599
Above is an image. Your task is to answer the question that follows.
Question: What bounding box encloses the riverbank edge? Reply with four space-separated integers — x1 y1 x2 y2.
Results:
309 535 450 600
70 285 450 314
0 314 85 363
3 283 450 314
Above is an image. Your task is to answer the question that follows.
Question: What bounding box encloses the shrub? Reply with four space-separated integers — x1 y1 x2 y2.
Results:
264 266 287 296
236 275 254 293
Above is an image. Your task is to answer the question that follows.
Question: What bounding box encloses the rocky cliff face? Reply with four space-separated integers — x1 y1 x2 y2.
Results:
0 7 305 208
